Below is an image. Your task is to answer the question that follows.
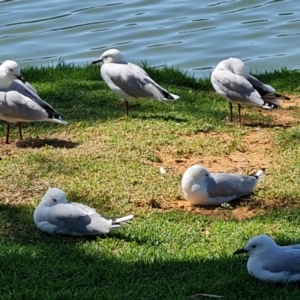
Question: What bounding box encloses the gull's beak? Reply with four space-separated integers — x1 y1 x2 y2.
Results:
233 248 248 255
16 74 25 83
91 58 103 65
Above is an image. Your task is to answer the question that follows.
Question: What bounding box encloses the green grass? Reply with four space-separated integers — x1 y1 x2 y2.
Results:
1 63 300 299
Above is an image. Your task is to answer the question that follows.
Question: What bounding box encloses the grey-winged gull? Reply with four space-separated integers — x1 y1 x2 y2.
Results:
234 235 300 283
92 49 180 115
210 57 290 122
34 188 135 236
0 60 67 143
181 164 264 205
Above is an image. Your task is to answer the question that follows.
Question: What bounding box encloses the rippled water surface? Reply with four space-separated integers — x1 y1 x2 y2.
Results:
0 0 299 77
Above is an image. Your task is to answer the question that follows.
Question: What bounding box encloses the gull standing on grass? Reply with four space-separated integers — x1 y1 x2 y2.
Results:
0 60 67 144
211 57 290 122
92 49 180 115
34 188 135 236
234 235 300 283
181 164 264 205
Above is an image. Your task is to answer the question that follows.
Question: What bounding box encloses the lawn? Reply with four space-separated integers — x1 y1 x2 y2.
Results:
1 62 300 299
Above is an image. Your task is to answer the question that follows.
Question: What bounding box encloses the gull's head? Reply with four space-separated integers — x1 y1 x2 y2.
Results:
41 188 68 207
92 49 126 65
0 60 25 83
226 57 249 77
182 164 211 183
234 235 277 257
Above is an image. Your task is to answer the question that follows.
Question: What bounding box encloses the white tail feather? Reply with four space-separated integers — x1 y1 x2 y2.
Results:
48 118 68 125
254 169 265 181
167 93 180 101
111 214 135 228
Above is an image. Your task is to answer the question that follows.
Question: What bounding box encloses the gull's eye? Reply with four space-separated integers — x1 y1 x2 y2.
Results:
251 245 256 248
53 198 57 203
8 68 13 72
205 174 209 177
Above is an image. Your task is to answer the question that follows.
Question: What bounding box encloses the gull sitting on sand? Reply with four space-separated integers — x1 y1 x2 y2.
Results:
34 188 135 236
234 235 300 283
0 60 67 143
92 48 180 115
181 164 264 205
211 57 290 122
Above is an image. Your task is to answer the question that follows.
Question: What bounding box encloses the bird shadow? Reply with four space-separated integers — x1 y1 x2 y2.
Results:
133 114 189 123
242 122 293 129
16 138 79 149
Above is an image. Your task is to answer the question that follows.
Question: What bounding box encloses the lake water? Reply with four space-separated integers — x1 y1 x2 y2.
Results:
0 0 299 78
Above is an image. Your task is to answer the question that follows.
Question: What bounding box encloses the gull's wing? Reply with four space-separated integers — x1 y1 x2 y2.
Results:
0 91 48 121
247 75 279 101
206 173 257 199
2 80 61 115
45 203 111 235
102 62 176 100
211 69 264 107
264 249 300 274
71 202 97 215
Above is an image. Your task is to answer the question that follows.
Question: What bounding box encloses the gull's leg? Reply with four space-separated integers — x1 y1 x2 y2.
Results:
125 100 129 116
238 104 242 122
229 102 233 122
124 100 140 115
5 122 11 144
18 122 23 140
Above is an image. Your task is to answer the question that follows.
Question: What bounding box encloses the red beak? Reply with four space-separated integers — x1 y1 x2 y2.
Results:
16 75 26 83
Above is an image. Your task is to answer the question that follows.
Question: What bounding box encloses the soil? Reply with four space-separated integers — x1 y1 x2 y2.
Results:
145 95 300 219
1 95 299 220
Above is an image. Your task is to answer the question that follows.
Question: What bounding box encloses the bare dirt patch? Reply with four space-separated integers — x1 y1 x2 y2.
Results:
146 95 300 219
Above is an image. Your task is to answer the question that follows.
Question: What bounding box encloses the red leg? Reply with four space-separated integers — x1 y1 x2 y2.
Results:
238 104 242 122
229 102 233 122
5 123 11 144
18 122 23 140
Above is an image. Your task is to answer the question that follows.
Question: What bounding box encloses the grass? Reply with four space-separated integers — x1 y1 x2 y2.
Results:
1 62 300 299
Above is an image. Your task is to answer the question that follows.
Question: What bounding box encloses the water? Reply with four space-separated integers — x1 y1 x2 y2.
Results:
0 0 299 78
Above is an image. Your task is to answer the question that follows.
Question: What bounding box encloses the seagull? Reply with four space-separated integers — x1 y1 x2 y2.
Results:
34 188 135 236
92 49 180 115
210 57 290 122
181 164 264 205
0 60 67 144
234 235 300 283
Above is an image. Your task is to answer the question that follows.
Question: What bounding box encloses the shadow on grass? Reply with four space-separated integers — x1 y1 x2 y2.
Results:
1 205 300 299
16 138 80 149
243 122 293 129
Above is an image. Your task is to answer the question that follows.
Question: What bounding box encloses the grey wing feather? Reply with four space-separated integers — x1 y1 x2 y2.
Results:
71 202 97 215
24 81 38 94
0 91 48 120
248 75 275 93
108 63 168 100
213 69 264 106
264 250 300 274
46 204 87 225
3 80 60 114
206 173 256 198
248 75 279 101
46 204 111 235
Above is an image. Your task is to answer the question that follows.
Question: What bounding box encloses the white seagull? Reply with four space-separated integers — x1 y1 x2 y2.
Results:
211 57 290 122
181 164 264 205
0 60 67 144
34 188 135 236
234 235 300 283
92 49 180 115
